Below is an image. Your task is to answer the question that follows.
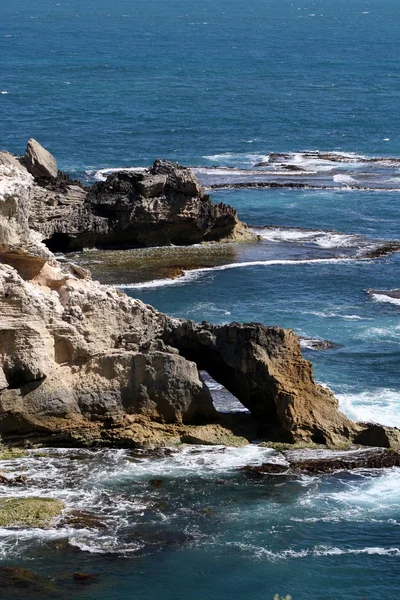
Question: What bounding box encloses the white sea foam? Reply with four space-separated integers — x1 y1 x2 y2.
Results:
116 270 202 290
255 227 359 249
264 151 365 174
69 533 143 555
370 292 400 307
190 257 357 272
109 445 285 478
118 257 360 290
338 388 400 427
333 174 357 185
305 309 368 320
91 166 147 181
193 167 257 176
322 468 400 516
202 152 267 167
225 541 400 561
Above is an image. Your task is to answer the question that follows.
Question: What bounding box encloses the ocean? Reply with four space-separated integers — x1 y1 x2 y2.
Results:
1 0 400 598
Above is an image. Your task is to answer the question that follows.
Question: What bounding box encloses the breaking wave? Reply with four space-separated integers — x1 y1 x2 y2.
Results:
369 290 400 307
338 388 400 427
118 257 361 290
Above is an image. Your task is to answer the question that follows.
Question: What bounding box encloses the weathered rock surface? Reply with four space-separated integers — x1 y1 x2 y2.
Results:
0 140 399 450
0 151 54 279
23 138 58 181
162 320 356 445
0 264 216 432
19 141 255 251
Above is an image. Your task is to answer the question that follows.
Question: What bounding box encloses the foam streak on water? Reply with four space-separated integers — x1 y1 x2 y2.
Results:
118 257 364 290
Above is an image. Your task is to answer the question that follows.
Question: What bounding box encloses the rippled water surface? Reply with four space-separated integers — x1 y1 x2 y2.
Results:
2 448 400 600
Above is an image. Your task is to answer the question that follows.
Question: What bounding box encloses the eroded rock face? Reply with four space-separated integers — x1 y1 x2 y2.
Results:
0 265 216 433
163 320 356 445
21 143 255 251
0 151 54 279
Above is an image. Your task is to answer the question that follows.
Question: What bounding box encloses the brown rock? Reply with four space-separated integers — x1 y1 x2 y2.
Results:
25 154 255 251
285 447 400 473
149 479 163 488
73 572 98 584
1 140 400 453
163 320 356 446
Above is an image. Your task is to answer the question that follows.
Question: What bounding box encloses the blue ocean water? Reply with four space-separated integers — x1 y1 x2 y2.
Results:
1 0 400 169
2 0 400 598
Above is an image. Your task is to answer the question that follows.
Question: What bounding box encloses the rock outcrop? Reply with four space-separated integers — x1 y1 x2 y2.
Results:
0 264 217 433
23 138 58 181
0 140 399 449
19 141 255 251
242 447 400 476
0 150 54 279
162 320 356 445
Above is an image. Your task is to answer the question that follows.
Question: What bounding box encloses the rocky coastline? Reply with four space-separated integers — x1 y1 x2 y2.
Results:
23 139 255 252
0 140 399 457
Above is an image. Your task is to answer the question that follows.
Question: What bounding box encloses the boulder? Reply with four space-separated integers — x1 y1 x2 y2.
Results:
23 138 58 180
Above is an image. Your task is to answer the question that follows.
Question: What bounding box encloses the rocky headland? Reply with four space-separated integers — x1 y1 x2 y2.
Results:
23 139 254 251
0 140 399 453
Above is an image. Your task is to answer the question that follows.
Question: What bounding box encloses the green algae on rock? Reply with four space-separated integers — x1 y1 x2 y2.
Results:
0 497 64 528
0 447 29 460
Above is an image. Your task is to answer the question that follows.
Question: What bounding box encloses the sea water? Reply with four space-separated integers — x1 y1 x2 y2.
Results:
1 0 400 598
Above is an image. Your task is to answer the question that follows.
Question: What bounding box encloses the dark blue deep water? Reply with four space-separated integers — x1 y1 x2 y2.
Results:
1 1 400 599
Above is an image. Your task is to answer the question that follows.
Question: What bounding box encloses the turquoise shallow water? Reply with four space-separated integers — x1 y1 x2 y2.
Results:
2 0 400 598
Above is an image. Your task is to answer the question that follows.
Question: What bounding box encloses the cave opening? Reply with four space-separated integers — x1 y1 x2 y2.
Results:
43 232 73 253
200 370 248 414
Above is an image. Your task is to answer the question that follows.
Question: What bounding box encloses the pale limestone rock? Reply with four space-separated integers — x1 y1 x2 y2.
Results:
24 138 58 180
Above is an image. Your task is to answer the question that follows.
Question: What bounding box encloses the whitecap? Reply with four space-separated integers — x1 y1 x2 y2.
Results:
186 257 359 274
333 174 357 185
370 292 400 307
117 257 361 290
255 226 359 249
116 270 202 290
338 388 400 427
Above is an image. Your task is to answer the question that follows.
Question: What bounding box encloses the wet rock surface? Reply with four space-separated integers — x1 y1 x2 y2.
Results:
0 497 64 528
242 447 400 476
